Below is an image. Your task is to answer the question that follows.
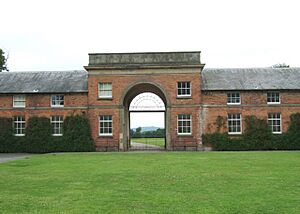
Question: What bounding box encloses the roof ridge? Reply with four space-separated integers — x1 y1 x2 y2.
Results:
0 70 86 74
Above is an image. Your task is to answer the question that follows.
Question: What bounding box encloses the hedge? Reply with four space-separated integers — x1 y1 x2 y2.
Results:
0 115 95 153
203 114 300 151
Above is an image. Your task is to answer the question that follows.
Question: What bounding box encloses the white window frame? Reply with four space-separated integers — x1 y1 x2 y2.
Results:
268 113 282 134
51 95 64 107
177 114 192 135
50 116 63 136
13 95 26 108
267 91 280 104
98 83 112 99
99 115 113 136
13 116 25 136
227 92 241 105
177 81 191 98
228 113 242 135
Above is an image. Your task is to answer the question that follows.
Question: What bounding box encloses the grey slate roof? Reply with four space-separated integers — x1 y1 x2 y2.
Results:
0 70 88 93
202 67 300 90
1 67 300 94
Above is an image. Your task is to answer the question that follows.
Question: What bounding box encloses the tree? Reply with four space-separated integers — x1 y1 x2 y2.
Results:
132 127 142 138
0 48 9 72
272 63 289 68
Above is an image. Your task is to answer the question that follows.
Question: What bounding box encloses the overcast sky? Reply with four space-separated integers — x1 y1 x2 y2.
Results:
130 93 165 128
1 0 299 128
1 0 300 71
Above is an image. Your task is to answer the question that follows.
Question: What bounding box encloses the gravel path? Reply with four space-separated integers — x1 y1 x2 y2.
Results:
130 142 163 150
0 153 33 163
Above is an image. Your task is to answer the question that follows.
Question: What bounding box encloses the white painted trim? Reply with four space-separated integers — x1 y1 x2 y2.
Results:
13 95 26 108
227 114 242 135
98 115 113 136
14 134 25 137
177 114 192 135
177 81 192 97
227 92 241 105
52 134 63 137
50 94 65 108
99 133 113 136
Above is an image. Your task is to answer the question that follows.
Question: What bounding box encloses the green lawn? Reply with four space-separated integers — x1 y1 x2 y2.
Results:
131 138 165 147
0 152 299 213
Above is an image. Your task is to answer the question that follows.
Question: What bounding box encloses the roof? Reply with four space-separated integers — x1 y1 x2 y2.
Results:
202 67 300 90
0 70 88 94
1 67 300 94
86 51 204 69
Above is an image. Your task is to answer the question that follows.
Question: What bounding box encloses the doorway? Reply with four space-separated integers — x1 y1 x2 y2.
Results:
129 93 166 150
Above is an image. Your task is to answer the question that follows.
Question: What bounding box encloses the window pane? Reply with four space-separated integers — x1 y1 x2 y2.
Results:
99 115 113 135
51 95 64 107
267 92 280 103
13 95 26 107
51 116 63 136
99 83 112 98
177 82 191 96
228 114 242 134
268 113 281 133
14 116 25 136
227 92 240 104
177 114 192 134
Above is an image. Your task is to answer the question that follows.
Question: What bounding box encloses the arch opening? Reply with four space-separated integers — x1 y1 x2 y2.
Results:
121 83 169 151
129 92 165 111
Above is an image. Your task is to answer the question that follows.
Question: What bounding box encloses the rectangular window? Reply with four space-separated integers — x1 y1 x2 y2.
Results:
268 113 282 134
177 82 191 97
228 113 242 134
177 114 192 135
99 83 112 98
99 115 113 136
51 95 64 107
267 92 280 104
13 95 26 108
13 116 25 136
227 92 240 105
51 116 63 136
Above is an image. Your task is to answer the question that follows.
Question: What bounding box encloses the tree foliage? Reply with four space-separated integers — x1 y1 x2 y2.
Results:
272 63 290 68
131 127 165 138
0 115 95 153
0 48 8 72
203 114 300 151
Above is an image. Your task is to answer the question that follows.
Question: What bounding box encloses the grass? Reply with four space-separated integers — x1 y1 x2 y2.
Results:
0 152 299 213
131 138 165 147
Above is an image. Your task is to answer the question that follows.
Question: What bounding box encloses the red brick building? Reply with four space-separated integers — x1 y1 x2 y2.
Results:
1 52 300 151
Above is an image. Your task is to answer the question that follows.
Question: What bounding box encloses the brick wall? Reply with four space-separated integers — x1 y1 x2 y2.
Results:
1 74 300 151
87 68 202 150
201 91 300 134
0 93 88 129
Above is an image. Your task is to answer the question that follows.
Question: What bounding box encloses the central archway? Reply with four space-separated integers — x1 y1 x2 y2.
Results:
129 92 165 150
120 82 170 151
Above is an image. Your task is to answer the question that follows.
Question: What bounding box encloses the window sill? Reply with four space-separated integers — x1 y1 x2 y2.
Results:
98 97 113 100
51 106 64 108
272 132 282 134
228 132 242 135
227 103 241 106
177 133 192 136
14 134 25 137
267 102 281 105
52 134 63 137
177 95 192 99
